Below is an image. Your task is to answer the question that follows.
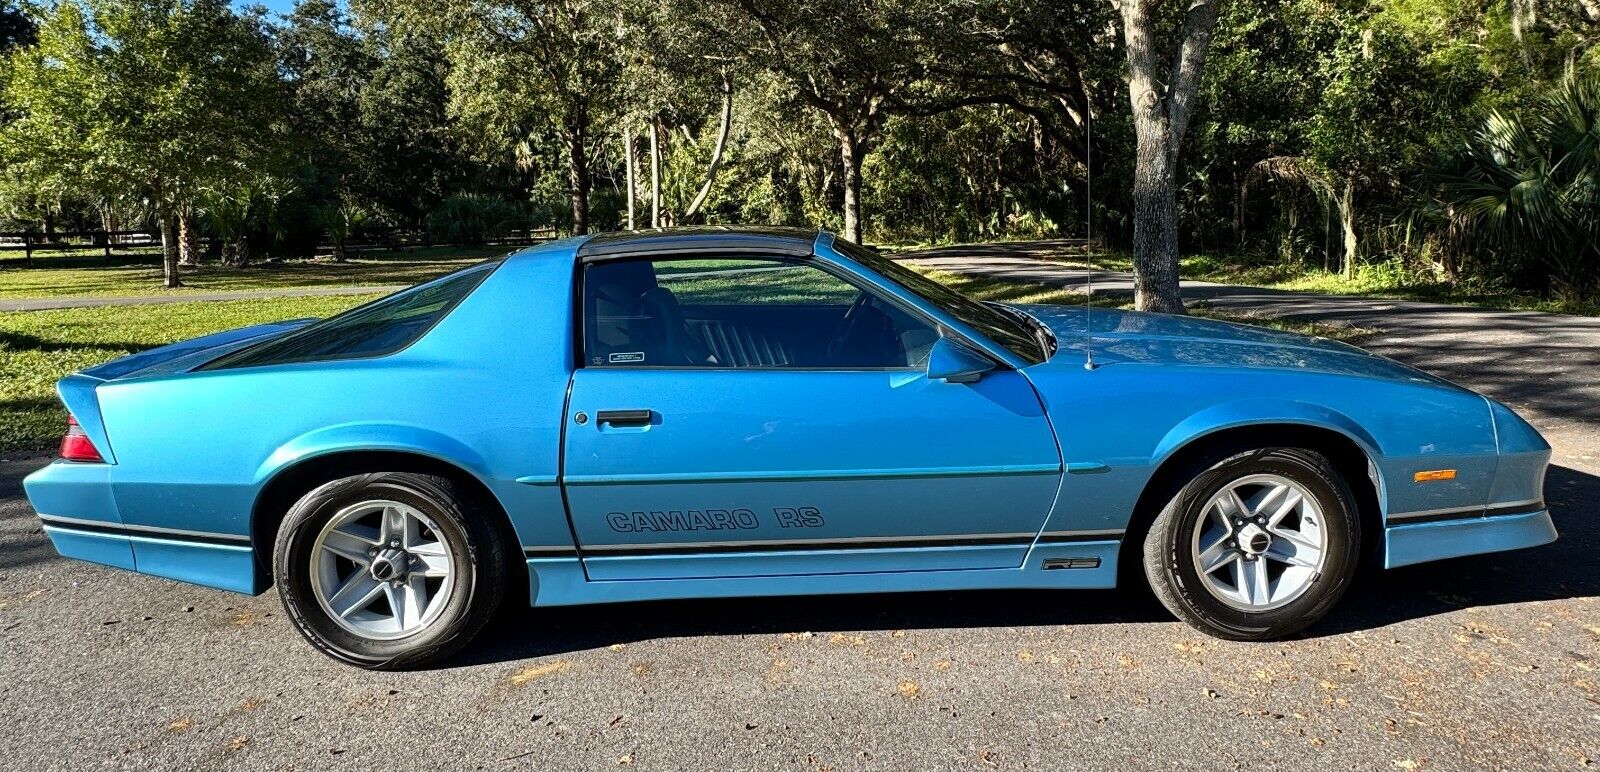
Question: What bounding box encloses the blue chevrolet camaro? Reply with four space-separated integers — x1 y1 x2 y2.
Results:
24 228 1555 668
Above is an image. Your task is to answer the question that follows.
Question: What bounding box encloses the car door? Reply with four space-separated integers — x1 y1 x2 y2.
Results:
562 255 1063 580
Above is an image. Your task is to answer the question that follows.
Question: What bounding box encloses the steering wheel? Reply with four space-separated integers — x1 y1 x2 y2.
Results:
825 291 874 362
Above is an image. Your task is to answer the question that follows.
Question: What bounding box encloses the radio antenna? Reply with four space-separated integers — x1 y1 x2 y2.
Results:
1083 101 1098 371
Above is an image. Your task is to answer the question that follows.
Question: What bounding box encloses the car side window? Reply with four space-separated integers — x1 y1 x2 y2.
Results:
582 257 938 369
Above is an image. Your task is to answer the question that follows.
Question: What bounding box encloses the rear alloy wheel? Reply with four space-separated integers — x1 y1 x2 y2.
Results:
274 472 509 669
1142 448 1360 640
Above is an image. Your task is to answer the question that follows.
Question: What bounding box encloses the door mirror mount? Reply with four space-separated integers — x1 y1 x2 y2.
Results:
927 337 996 384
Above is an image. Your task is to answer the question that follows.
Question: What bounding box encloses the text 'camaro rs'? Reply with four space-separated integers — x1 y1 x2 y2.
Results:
24 228 1556 668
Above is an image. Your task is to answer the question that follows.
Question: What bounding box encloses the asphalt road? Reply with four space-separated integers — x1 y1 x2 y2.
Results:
2 260 1598 769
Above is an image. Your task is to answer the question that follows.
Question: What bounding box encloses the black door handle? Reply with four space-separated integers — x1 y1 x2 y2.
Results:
596 409 654 426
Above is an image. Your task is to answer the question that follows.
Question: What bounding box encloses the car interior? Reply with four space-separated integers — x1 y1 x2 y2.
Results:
583 257 938 369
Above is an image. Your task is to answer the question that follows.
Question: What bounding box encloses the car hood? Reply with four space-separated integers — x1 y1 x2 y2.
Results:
1011 303 1461 389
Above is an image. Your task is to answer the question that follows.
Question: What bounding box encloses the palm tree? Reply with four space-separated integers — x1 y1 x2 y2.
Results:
1430 69 1600 302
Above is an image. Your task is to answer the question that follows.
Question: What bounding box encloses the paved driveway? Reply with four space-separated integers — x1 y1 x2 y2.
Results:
0 244 1596 770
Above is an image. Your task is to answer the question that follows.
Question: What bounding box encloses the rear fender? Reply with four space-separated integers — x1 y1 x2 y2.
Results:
255 423 493 486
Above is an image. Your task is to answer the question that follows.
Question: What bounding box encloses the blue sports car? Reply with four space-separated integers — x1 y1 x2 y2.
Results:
24 228 1555 668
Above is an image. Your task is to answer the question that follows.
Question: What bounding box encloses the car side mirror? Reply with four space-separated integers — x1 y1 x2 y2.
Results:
927 337 995 384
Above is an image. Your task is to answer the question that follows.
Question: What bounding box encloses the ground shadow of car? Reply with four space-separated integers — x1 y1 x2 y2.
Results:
451 464 1599 668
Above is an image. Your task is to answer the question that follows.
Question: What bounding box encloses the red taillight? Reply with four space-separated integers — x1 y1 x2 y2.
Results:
59 415 103 462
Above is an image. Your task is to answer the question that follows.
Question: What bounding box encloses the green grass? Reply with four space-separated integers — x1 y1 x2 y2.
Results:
0 294 375 453
0 245 511 299
0 266 1373 454
1180 254 1600 317
921 269 1376 343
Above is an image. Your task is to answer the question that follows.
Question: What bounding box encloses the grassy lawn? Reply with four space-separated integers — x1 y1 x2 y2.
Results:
0 245 510 299
0 294 374 453
0 267 1371 454
1179 254 1600 316
884 238 1599 316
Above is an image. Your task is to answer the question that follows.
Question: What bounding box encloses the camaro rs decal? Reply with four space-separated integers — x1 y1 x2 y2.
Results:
604 506 827 533
606 508 761 533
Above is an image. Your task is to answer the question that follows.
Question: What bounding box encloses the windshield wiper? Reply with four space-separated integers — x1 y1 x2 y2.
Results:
984 302 1053 359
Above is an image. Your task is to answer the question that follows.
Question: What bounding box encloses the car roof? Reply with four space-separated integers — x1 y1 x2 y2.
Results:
573 226 822 260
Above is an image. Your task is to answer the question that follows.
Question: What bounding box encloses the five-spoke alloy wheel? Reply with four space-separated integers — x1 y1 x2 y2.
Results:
1143 447 1360 641
311 500 457 639
274 472 509 669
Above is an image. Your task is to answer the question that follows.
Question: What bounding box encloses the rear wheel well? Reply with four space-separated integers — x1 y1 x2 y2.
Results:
250 451 525 591
1118 424 1383 586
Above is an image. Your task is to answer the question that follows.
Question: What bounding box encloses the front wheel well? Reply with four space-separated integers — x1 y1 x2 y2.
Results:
1118 424 1384 586
249 450 524 591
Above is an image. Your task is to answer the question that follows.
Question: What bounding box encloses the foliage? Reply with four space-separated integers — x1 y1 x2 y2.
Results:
1428 70 1600 301
0 0 289 215
424 194 526 245
0 0 1593 302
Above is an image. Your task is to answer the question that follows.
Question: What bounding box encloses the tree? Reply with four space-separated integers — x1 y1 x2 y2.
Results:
0 0 288 286
1113 0 1224 313
700 0 926 242
368 0 624 236
617 2 742 227
280 0 375 260
1431 70 1600 302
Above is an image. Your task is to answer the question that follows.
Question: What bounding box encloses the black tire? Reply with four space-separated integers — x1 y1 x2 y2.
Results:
1141 447 1360 641
273 472 509 669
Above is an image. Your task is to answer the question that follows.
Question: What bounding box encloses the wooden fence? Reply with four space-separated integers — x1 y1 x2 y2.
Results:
0 225 563 266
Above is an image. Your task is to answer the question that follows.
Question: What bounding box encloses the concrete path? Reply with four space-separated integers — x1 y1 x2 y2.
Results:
907 245 1600 430
0 284 402 312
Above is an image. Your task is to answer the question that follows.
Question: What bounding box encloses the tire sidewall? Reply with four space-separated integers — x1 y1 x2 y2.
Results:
274 473 489 668
1154 449 1360 638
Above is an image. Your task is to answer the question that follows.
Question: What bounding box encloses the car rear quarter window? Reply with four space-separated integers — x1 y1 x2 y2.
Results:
201 261 499 370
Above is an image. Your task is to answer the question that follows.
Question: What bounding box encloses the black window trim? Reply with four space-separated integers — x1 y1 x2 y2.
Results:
574 252 982 374
199 259 503 371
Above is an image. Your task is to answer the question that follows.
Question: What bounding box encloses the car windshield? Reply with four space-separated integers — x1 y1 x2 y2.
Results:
831 240 1048 364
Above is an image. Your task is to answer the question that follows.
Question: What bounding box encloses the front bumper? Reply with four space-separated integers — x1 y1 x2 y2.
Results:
1385 508 1557 568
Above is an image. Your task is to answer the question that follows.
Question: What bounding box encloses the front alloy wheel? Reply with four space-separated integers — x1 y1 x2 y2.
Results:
1189 474 1328 612
1143 447 1360 641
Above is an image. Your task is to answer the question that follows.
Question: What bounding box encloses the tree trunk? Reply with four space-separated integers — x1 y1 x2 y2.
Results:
1117 0 1223 315
159 213 182 288
650 119 662 229
624 125 637 230
1339 179 1358 279
1124 19 1183 313
567 123 590 236
178 208 200 266
837 126 863 244
685 70 734 221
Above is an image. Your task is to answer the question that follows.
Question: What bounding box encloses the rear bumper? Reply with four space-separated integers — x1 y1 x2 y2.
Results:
24 461 261 594
1385 508 1557 568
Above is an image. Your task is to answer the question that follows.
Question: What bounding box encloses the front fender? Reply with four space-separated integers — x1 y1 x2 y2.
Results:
1152 399 1384 465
